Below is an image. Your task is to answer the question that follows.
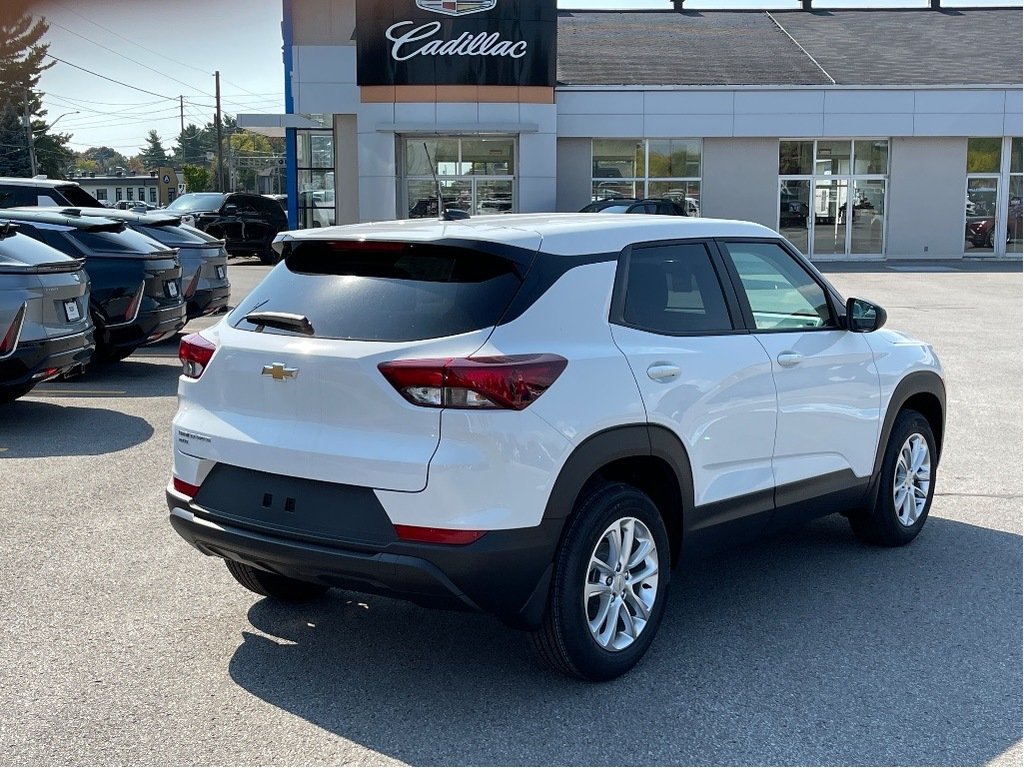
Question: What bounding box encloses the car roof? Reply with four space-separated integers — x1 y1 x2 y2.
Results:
0 207 125 231
277 213 778 256
0 176 83 189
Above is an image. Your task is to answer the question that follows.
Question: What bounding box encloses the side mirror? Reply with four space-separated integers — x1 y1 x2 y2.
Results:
223 204 238 216
846 296 887 333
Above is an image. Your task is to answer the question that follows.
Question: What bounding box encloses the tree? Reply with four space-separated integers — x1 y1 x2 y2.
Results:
173 123 210 167
138 129 169 169
0 13 51 177
181 165 211 194
31 120 72 178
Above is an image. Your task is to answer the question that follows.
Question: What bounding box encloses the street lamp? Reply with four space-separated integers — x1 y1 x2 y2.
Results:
35 111 80 133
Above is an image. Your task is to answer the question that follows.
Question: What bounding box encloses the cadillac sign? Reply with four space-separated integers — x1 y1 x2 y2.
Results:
356 0 556 87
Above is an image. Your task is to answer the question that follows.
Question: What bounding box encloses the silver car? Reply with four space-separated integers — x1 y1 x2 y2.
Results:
0 221 94 402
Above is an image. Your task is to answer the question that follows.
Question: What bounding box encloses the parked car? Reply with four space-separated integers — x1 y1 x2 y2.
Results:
0 176 103 209
0 208 186 362
580 198 689 216
0 221 94 401
64 208 230 321
966 197 1023 248
164 192 287 264
298 190 336 228
111 200 159 212
167 213 945 681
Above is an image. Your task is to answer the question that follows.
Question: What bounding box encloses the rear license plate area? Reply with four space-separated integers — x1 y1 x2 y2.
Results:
63 299 80 322
166 280 179 298
215 265 226 280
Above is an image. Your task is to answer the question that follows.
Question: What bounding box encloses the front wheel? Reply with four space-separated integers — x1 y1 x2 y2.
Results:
530 482 671 681
225 560 329 601
849 409 937 546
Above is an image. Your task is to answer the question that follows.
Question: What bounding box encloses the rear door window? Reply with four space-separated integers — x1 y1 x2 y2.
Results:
619 242 734 334
230 240 531 342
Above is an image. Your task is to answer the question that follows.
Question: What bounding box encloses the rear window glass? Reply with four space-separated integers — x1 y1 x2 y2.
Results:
135 223 209 246
56 185 102 207
0 231 77 267
230 241 529 342
69 228 168 254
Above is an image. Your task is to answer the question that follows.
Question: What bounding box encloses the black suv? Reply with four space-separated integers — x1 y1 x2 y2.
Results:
164 193 287 264
580 198 690 216
0 209 186 361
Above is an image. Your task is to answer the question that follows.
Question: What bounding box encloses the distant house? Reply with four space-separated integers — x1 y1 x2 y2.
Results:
73 167 180 206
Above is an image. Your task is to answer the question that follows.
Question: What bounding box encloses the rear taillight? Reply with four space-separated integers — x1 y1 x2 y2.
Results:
179 332 216 379
0 303 27 358
123 281 145 323
378 354 567 410
172 477 201 497
394 525 484 545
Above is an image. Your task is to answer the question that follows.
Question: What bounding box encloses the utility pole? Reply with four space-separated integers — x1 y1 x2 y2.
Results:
179 95 184 135
23 89 37 176
214 71 224 192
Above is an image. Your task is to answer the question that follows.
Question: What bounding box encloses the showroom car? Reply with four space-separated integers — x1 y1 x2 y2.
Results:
166 213 945 681
0 208 186 362
0 220 94 402
164 192 288 264
63 208 231 321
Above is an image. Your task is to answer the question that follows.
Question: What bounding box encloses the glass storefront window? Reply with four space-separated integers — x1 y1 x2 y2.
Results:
591 139 701 207
779 141 813 175
967 138 1002 173
648 139 700 179
592 139 645 181
402 136 515 218
854 140 889 175
779 139 888 258
296 128 335 229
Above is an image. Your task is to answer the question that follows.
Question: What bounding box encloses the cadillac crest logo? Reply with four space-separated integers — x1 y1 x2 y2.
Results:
416 1 496 16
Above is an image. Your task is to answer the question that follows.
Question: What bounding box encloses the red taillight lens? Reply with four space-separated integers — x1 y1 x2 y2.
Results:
0 302 27 358
172 477 201 497
378 354 567 410
179 332 216 379
394 524 485 545
123 281 145 323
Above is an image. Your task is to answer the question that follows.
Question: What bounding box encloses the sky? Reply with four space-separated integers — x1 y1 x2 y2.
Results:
24 0 1023 158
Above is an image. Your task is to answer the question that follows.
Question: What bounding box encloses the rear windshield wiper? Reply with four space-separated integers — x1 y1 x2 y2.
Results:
243 310 315 336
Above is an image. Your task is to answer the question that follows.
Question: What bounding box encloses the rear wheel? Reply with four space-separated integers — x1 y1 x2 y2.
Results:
224 559 328 601
258 239 280 265
530 482 670 681
849 409 936 546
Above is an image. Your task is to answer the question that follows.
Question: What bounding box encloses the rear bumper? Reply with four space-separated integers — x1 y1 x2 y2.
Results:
0 329 95 388
186 284 231 320
166 486 559 629
102 302 186 351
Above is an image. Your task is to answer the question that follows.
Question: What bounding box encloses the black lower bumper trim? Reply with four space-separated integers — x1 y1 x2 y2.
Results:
167 486 562 628
0 330 95 388
101 304 186 351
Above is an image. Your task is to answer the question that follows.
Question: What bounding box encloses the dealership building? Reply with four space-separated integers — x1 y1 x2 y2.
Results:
240 0 1023 260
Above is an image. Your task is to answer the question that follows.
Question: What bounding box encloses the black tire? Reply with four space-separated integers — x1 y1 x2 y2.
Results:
849 409 936 547
0 383 35 403
258 240 280 265
224 559 329 601
530 482 671 681
94 345 136 364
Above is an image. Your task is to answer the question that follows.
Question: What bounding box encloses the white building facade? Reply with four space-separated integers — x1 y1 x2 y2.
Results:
240 1 1024 260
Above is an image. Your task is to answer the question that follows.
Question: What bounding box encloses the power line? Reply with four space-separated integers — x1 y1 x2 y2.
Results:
43 18 215 97
44 54 177 101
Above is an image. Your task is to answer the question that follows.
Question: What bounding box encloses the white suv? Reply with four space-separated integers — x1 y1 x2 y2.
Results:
167 214 945 681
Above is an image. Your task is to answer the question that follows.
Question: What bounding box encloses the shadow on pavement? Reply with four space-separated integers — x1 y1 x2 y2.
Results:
0 400 154 457
27 358 181 400
227 515 1022 766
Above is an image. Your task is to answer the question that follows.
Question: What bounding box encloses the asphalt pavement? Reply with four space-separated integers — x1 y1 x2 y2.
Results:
0 257 1020 766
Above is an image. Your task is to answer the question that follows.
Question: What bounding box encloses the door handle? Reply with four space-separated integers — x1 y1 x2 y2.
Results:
646 363 681 382
777 351 803 367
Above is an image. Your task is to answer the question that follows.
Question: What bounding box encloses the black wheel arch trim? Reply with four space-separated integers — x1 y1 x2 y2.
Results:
872 370 946 481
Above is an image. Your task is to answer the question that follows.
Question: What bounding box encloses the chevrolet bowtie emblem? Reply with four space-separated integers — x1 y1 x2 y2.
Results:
262 362 298 381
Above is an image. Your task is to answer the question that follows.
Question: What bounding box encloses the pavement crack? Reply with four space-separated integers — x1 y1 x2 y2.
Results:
935 492 1023 500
